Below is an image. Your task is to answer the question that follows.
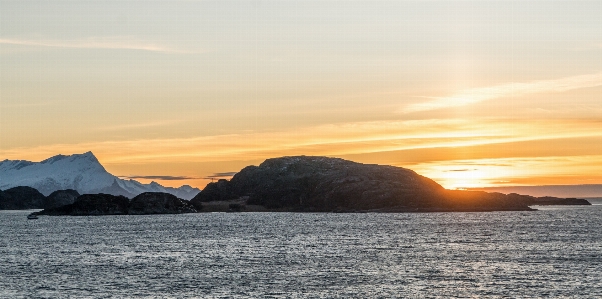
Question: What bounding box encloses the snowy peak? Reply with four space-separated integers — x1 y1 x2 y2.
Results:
178 185 195 192
40 154 68 164
0 152 200 199
0 160 35 171
40 151 102 167
0 152 116 196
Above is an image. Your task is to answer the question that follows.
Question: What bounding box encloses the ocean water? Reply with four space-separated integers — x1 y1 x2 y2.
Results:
1 205 601 298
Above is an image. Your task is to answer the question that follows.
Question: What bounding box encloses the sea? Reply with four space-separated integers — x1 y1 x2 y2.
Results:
1 202 601 298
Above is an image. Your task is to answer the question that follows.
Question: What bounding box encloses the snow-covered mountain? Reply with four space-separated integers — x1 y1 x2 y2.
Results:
0 152 200 200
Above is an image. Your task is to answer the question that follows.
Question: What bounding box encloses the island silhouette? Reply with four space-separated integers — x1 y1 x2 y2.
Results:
1 155 585 216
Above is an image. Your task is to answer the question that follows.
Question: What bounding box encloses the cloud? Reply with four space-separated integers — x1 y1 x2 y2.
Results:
204 172 238 178
441 155 602 189
0 37 191 54
0 100 64 108
121 175 200 181
119 173 237 182
96 120 187 132
2 118 601 167
402 72 602 113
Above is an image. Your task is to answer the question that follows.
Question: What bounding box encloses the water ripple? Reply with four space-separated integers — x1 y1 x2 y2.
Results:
1 206 601 298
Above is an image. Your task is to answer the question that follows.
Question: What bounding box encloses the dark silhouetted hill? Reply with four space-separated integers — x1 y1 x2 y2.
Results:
191 156 538 212
0 186 46 210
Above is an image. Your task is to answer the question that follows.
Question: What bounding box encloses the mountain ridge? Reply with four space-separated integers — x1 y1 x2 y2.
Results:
469 184 602 198
0 152 200 200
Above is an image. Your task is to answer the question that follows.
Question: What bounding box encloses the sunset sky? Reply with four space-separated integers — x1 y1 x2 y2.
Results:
1 1 601 191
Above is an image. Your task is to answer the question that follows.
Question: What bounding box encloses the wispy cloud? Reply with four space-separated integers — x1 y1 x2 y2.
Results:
2 118 601 166
204 172 238 179
412 155 602 189
96 120 187 132
121 175 200 181
0 37 191 54
0 100 64 108
403 72 602 113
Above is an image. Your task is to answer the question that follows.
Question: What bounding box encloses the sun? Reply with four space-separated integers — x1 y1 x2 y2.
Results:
411 162 519 190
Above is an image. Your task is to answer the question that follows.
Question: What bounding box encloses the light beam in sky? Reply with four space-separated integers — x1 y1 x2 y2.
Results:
403 72 602 113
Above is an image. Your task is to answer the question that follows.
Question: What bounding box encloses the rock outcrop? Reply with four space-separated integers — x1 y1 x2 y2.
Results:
129 192 198 214
191 156 536 212
45 189 80 209
0 186 46 210
41 193 130 216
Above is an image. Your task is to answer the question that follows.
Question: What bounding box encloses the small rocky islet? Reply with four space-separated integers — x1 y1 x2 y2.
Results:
0 187 79 210
1 156 591 216
39 192 197 216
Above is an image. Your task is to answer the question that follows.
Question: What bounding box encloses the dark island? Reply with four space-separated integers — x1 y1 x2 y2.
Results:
524 196 591 206
189 156 590 213
0 186 46 210
39 192 197 216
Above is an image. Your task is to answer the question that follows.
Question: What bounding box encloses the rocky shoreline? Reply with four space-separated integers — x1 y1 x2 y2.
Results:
39 192 197 216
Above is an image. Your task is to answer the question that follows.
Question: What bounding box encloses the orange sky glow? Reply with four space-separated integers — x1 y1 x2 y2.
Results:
1 1 601 191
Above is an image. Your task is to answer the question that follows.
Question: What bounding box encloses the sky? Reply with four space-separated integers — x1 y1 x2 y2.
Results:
1 1 601 191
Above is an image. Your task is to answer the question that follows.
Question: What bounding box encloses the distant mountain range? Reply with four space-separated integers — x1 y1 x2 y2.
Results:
0 152 200 200
469 185 602 198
